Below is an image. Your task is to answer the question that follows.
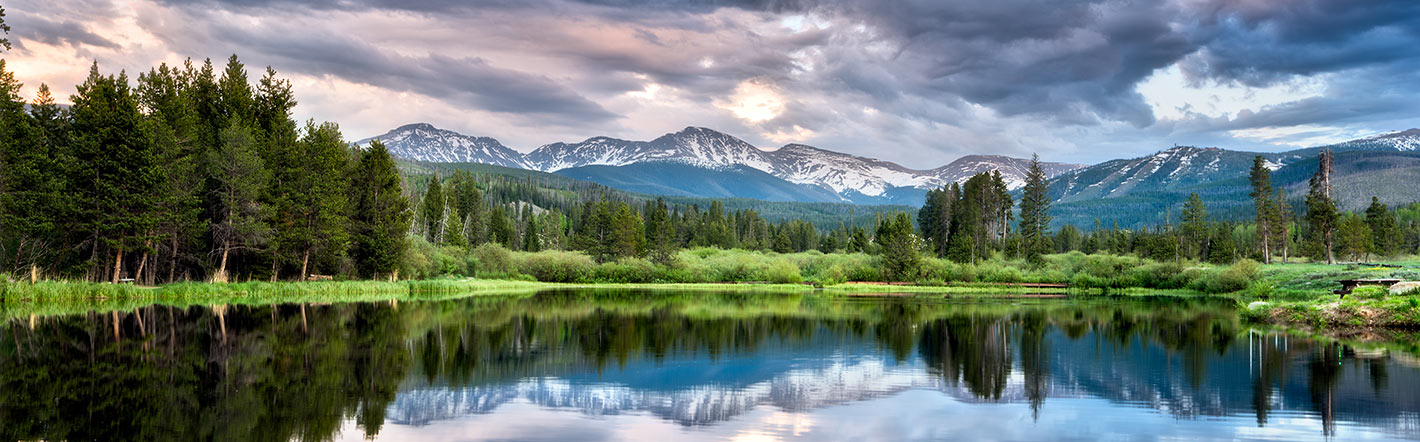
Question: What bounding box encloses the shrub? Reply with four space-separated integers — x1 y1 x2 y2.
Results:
471 243 514 276
594 258 661 283
1190 259 1260 294
762 260 802 284
516 251 595 282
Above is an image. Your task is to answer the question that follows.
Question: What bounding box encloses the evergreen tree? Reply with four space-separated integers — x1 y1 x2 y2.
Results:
1018 153 1052 262
488 206 514 248
137 63 204 283
349 140 411 279
522 211 541 252
287 121 350 279
422 175 445 243
772 229 793 253
1306 149 1339 264
608 202 644 259
206 124 270 282
1365 197 1396 259
1248 155 1275 263
644 198 676 264
0 61 63 274
217 55 255 127
848 226 869 253
1180 193 1208 260
442 206 467 247
67 64 165 282
1206 223 1236 265
876 212 921 281
1336 214 1371 262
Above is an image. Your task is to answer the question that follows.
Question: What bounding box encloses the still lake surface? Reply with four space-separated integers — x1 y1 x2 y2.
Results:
1 290 1418 441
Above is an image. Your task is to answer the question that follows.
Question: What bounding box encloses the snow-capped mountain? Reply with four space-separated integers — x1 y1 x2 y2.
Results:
523 127 774 172
928 155 1084 190
363 123 1084 204
1049 146 1269 203
761 143 944 195
357 123 528 169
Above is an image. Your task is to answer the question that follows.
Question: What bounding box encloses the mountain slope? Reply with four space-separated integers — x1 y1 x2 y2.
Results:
358 123 528 168
556 163 845 203
1047 129 1420 228
367 123 1081 204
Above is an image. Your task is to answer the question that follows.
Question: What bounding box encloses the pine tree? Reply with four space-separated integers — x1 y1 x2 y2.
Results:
521 212 541 252
1307 149 1339 264
138 63 204 283
1248 155 1275 263
1180 193 1208 260
876 212 920 280
288 121 350 279
349 140 411 280
772 229 793 253
645 198 676 264
206 123 270 282
609 202 644 259
442 206 467 247
1018 153 1052 263
67 64 165 282
1206 223 1237 264
488 206 514 248
1336 214 1371 262
422 175 445 243
1364 197 1396 260
0 61 63 273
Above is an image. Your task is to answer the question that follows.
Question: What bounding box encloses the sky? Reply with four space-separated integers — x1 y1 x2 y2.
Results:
3 0 1420 165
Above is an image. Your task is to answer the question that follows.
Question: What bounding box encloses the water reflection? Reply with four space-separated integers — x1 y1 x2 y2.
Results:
1 291 1417 441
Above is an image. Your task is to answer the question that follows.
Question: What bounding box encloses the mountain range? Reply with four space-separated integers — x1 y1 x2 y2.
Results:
358 124 1084 205
1047 129 1420 227
361 123 1420 227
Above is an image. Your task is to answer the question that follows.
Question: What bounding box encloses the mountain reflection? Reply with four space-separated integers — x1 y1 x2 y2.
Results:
2 290 1418 441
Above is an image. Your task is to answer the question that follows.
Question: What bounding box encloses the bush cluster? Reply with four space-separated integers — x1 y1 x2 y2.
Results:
401 236 1278 294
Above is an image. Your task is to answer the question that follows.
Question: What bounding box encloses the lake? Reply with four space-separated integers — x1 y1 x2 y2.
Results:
1 290 1417 441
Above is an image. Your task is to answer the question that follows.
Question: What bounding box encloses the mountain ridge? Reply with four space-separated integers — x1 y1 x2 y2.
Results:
358 124 1085 204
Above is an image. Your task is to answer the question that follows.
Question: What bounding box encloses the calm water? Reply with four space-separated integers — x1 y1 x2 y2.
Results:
2 290 1418 441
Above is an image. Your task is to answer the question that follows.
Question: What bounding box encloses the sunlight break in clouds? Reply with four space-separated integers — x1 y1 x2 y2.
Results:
716 79 786 124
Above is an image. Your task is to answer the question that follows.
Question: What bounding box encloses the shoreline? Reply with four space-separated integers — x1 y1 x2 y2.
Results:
5 277 1419 330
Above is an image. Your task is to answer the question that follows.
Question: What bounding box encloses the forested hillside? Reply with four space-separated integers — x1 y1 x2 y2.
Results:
398 160 913 229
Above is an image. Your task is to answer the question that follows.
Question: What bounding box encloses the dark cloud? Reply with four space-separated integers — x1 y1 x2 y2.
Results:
57 0 1420 161
145 10 619 124
9 10 119 50
1179 0 1420 86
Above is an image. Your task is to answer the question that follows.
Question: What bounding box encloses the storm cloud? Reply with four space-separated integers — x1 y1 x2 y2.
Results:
5 0 1420 163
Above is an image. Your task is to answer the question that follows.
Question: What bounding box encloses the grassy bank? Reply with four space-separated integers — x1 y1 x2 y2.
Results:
7 248 1420 330
409 244 1278 293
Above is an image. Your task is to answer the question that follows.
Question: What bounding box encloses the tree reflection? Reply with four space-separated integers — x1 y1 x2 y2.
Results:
2 291 1415 440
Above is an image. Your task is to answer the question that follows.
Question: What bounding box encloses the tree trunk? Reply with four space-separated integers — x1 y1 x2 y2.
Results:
135 237 152 285
111 247 124 284
214 240 231 283
168 236 179 284
1260 223 1271 264
1282 227 1290 263
300 249 311 282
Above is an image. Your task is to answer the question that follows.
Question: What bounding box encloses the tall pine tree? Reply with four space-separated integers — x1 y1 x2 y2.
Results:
349 140 411 279
1017 153 1052 263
